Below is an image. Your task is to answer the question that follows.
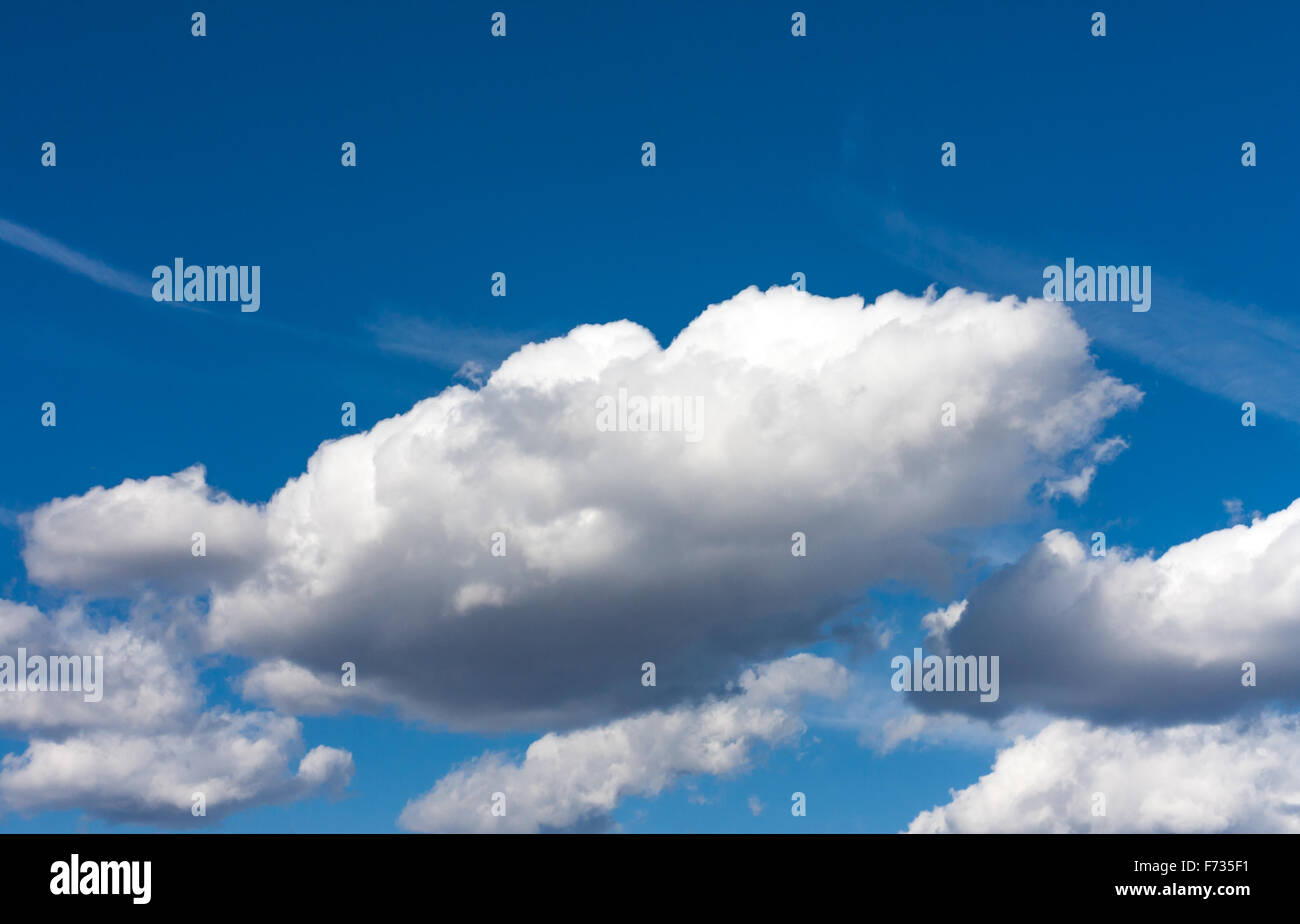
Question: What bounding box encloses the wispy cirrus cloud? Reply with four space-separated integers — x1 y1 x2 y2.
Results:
365 311 540 378
0 216 152 298
817 183 1300 423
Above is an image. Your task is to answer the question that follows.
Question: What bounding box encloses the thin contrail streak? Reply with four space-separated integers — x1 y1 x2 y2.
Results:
0 216 152 298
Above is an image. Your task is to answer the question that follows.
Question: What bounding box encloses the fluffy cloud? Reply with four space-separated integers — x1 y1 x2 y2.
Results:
239 657 411 716
0 600 198 735
21 466 267 594
920 497 1300 723
397 654 848 832
908 714 1300 833
0 711 353 824
0 599 353 825
22 286 1139 731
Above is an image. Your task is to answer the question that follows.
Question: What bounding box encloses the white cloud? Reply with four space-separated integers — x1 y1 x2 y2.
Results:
239 658 402 716
0 599 353 825
1043 435 1129 501
22 465 267 594
1222 498 1261 526
23 286 1139 731
0 600 198 735
922 497 1300 722
0 711 353 824
921 600 965 639
825 181 1300 423
397 654 848 832
908 714 1300 833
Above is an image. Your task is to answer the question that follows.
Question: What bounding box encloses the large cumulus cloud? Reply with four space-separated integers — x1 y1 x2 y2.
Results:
22 286 1139 732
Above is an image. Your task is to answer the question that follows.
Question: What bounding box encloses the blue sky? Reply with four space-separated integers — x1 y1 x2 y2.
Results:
0 1 1297 833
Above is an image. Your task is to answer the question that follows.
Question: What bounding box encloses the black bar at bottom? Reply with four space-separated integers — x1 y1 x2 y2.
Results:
0 833 1278 910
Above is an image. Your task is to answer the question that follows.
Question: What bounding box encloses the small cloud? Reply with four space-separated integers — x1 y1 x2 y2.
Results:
747 795 765 816
454 360 488 387
365 311 536 375
1092 436 1129 464
1045 437 1130 502
922 599 966 639
1223 498 1261 526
